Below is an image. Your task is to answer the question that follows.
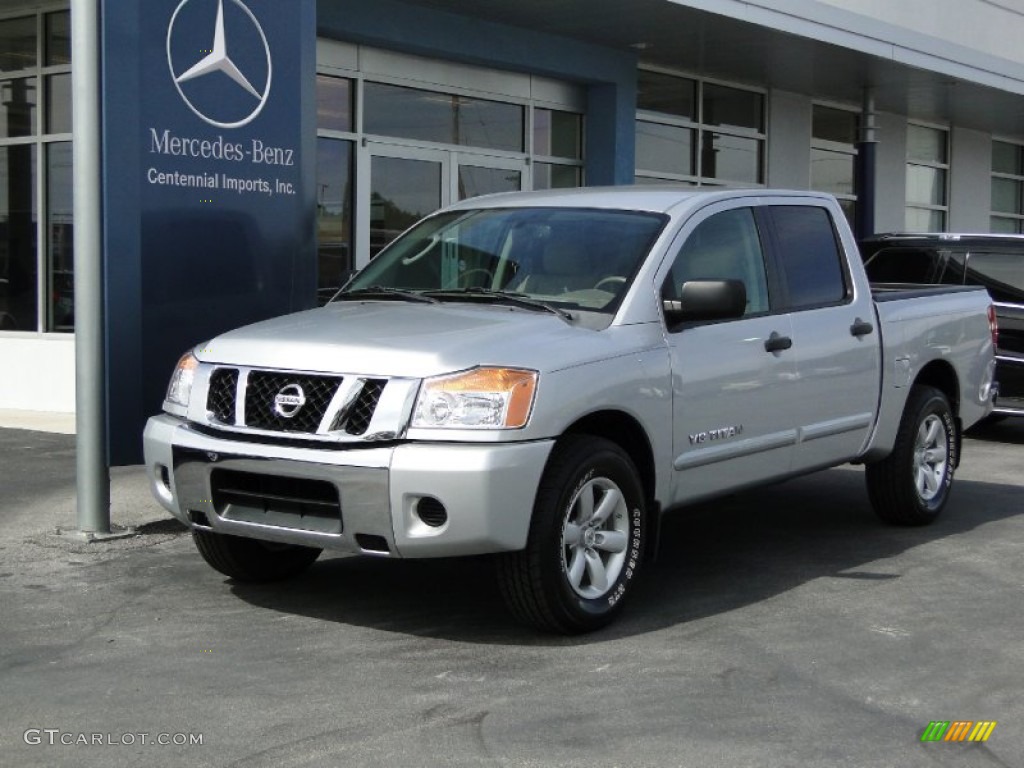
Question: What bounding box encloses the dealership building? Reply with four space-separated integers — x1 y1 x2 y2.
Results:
2 0 1024 461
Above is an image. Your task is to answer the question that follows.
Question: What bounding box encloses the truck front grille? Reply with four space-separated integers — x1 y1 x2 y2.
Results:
244 372 342 433
206 368 238 424
332 379 387 435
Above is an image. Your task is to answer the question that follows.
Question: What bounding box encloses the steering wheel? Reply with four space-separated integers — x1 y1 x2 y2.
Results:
594 276 626 292
445 268 494 289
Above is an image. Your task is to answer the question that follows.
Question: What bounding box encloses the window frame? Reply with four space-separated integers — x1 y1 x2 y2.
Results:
904 121 950 232
810 102 859 225
990 138 1024 234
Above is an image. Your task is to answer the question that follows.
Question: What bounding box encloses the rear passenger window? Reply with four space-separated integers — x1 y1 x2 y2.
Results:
770 206 848 309
966 251 1024 303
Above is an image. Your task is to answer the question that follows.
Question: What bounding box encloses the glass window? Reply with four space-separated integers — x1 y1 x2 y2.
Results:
635 72 764 187
533 163 580 190
770 206 847 308
991 140 1024 234
0 16 36 72
45 11 71 66
906 165 947 207
638 70 695 119
316 138 354 302
663 207 769 318
811 149 855 196
46 73 71 133
47 142 73 331
701 132 762 184
533 108 581 159
0 144 38 331
369 155 442 258
862 247 941 284
702 84 763 132
316 75 352 133
907 124 948 164
636 121 694 176
0 77 38 138
812 106 858 145
905 123 948 231
364 82 523 152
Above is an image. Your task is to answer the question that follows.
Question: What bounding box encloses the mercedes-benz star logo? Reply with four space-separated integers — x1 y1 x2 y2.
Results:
166 0 272 129
273 383 306 419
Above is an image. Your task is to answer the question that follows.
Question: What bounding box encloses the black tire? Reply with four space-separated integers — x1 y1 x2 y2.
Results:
497 435 646 634
866 385 957 526
192 529 322 582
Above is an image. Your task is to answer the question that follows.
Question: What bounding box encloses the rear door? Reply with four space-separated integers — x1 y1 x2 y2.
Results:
761 203 881 470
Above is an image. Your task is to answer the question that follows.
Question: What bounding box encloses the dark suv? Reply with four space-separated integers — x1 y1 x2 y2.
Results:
859 234 1023 416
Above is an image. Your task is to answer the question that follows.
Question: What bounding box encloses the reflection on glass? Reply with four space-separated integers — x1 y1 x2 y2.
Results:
0 77 38 138
364 82 523 151
906 165 946 206
812 105 858 145
637 70 695 119
905 207 945 232
370 156 441 257
701 131 762 183
0 16 36 72
316 75 352 132
458 166 520 201
316 138 354 301
534 163 580 190
990 216 1021 234
45 11 71 66
635 121 694 175
533 108 581 159
47 142 73 331
992 140 1022 176
907 124 947 164
0 144 38 331
992 177 1021 215
811 148 855 196
702 84 763 132
46 73 71 133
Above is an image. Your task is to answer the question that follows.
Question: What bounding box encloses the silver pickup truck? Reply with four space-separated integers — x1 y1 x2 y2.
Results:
144 188 997 633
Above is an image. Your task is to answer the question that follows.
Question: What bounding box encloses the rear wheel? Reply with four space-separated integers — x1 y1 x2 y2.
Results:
497 435 646 634
866 385 956 526
192 529 322 582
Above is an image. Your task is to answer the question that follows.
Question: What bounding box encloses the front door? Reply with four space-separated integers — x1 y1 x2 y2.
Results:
661 204 798 505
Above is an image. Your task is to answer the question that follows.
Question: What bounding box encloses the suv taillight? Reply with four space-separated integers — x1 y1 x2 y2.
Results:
988 304 999 348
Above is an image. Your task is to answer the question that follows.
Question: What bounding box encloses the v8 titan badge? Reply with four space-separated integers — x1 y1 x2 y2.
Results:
166 0 272 129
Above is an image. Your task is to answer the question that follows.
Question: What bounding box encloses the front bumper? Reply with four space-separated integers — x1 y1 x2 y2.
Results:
143 415 553 557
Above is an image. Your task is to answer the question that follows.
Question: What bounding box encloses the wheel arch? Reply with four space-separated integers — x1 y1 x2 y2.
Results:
911 359 962 466
562 410 657 508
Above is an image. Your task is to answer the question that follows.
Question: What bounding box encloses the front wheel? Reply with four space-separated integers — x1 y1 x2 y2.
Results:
497 435 646 634
192 529 322 582
866 385 957 526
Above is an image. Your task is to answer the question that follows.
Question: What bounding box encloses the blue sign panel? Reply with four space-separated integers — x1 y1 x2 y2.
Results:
102 0 316 464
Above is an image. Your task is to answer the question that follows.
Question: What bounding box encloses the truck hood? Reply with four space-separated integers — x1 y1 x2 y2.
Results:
196 301 646 378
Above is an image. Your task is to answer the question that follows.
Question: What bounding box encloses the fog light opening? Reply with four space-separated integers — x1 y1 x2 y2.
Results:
416 497 448 528
189 510 212 528
158 464 171 490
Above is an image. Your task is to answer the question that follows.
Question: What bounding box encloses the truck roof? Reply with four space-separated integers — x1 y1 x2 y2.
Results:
445 185 838 216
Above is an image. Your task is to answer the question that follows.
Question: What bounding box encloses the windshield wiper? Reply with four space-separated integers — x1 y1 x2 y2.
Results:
423 288 573 322
334 286 438 304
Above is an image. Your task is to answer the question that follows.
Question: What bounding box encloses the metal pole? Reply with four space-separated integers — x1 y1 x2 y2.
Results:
855 88 877 240
72 0 110 534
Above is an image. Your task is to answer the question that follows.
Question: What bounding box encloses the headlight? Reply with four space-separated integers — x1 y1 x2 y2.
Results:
165 352 199 410
412 367 538 429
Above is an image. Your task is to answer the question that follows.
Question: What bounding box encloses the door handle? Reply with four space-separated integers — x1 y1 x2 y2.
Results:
850 317 874 337
764 331 792 353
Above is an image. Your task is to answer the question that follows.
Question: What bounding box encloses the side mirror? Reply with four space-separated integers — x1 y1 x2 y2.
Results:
663 279 746 326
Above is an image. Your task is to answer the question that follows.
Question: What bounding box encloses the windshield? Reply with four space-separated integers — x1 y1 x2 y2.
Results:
340 207 666 314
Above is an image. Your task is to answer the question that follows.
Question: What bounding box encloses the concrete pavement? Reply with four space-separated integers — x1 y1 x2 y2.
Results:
1 420 1022 767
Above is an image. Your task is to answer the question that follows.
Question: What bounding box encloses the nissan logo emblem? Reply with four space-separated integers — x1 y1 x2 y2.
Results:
273 383 306 418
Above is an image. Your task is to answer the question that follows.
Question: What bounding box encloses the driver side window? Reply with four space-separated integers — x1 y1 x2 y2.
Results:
662 207 770 316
